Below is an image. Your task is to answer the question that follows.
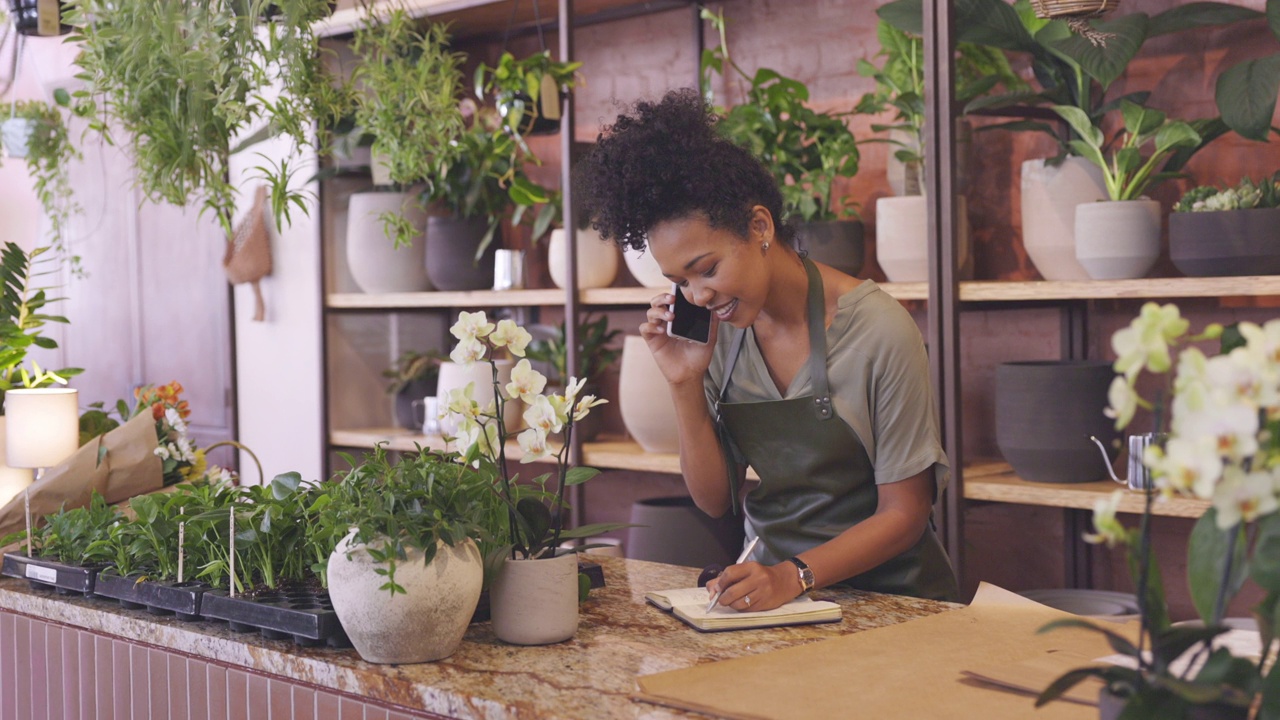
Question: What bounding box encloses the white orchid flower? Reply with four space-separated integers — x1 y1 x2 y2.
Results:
450 337 487 365
523 394 564 435
444 382 480 421
1212 466 1280 529
563 376 587 406
450 311 494 342
1145 435 1223 499
505 359 547 404
491 319 533 357
458 421 502 466
1176 399 1260 463
1104 376 1140 430
1083 491 1127 547
517 427 551 464
573 394 607 422
1112 302 1189 380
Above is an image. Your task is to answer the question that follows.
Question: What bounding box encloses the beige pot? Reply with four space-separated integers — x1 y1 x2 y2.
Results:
327 533 482 664
548 227 619 289
346 192 431 293
875 195 969 282
623 246 668 288
619 335 679 453
490 551 579 645
0 417 34 510
436 359 521 436
1021 157 1107 281
1075 199 1161 280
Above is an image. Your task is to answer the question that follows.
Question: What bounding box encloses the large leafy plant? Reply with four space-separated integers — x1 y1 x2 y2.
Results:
0 242 83 410
1037 303 1280 719
1052 100 1200 201
1215 0 1280 142
698 8 859 223
524 314 622 388
65 0 352 234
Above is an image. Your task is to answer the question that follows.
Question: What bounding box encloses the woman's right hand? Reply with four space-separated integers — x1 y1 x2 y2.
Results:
640 291 718 387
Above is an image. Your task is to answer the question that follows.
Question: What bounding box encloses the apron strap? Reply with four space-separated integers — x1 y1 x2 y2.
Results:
803 257 834 421
715 329 748 515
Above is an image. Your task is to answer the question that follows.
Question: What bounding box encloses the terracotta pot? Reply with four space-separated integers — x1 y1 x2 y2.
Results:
796 220 865 277
1075 199 1160 280
619 336 679 453
1169 207 1280 277
1021 157 1107 281
548 227 619 289
345 192 431 293
327 533 482 664
426 215 497 291
489 550 579 645
623 246 668 288
626 496 745 568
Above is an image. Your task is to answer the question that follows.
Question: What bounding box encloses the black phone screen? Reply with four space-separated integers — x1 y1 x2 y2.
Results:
669 287 712 344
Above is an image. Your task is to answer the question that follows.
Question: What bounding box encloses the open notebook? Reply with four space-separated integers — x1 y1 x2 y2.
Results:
645 587 842 632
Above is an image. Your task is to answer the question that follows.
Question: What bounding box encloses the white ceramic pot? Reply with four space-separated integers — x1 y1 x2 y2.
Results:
875 195 969 282
327 533 482 664
370 149 393 187
619 335 680 453
1021 157 1107 281
548 227 619 289
623 246 668 288
345 192 431 294
1 118 37 159
0 417 34 510
489 551 579 645
436 359 521 436
1074 199 1161 280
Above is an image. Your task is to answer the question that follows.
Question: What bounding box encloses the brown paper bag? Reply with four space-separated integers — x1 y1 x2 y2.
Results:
0 412 163 538
224 185 273 322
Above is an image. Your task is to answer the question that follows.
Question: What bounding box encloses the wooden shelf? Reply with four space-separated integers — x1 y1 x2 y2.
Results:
959 276 1280 302
327 288 567 309
317 0 692 39
963 460 1210 519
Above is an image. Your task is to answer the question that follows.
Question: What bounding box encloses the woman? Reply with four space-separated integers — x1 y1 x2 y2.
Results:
575 89 958 609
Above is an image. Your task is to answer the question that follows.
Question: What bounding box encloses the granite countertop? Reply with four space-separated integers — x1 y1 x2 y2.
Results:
0 557 958 719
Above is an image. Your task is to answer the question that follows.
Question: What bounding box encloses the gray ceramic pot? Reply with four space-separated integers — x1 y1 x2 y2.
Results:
995 360 1119 484
796 220 865 277
626 496 745 568
426 215 497 291
1169 208 1280 277
1098 688 1248 720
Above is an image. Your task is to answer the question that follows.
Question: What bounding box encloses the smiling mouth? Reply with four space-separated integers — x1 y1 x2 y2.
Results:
709 299 738 321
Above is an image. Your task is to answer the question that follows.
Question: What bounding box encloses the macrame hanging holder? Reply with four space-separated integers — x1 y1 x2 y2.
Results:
224 185 274 322
1030 0 1120 47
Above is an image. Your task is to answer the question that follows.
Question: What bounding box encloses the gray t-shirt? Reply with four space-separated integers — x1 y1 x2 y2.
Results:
704 280 950 499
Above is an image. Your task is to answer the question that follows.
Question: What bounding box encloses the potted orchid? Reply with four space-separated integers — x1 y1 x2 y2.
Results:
442 310 624 645
1036 302 1280 719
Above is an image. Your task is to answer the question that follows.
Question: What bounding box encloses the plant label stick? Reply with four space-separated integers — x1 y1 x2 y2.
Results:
24 487 31 558
178 507 185 583
228 503 235 598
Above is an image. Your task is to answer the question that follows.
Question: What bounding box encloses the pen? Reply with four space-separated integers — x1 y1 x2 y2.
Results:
706 536 761 613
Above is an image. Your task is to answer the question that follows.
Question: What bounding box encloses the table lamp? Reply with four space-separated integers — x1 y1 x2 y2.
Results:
3 388 79 556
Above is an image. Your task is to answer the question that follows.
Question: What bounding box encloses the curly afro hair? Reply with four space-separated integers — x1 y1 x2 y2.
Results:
573 88 793 253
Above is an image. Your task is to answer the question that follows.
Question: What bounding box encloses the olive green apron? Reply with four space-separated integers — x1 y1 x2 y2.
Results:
714 257 958 602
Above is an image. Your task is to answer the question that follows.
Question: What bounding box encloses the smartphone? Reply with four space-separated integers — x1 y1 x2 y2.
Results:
667 283 712 344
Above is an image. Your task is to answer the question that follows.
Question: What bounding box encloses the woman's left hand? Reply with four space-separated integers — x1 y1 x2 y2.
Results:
705 561 799 612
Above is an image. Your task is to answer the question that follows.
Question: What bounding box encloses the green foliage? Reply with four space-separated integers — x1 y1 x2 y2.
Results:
1052 101 1200 201
699 8 860 223
65 0 353 235
1215 0 1280 142
1175 172 1280 212
319 445 500 596
3 98 83 274
382 349 444 395
524 314 622 387
29 492 122 565
0 243 83 410
474 50 581 139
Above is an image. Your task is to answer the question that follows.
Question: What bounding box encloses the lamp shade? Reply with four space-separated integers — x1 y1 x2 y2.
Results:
4 388 79 469
0 417 34 508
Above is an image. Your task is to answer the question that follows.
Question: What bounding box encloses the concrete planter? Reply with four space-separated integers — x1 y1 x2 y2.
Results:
1021 157 1106 281
619 336 679 453
489 550 579 645
623 246 668 288
426 215 496 291
1075 199 1160 280
796 220 865 277
1169 207 1280 277
548 227 619 289
345 192 431 293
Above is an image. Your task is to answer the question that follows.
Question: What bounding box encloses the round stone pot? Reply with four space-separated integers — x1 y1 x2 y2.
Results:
875 195 970 282
327 533 482 664
623 246 668 288
548 227 619 289
1169 207 1280 277
426 215 497 291
619 335 679 453
1075 199 1161 280
796 220 865 277
626 496 745 568
995 360 1119 484
1021 157 1106 281
489 550 579 645
345 192 431 294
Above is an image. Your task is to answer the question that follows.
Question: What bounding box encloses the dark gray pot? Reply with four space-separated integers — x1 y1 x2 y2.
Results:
796 220 865 277
995 361 1119 484
626 496 745 568
1170 207 1280 277
1098 688 1248 720
426 215 497 291
393 377 436 431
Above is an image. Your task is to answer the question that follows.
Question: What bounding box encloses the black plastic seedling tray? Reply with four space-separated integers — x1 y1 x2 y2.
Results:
1 553 103 597
200 588 350 648
94 572 209 621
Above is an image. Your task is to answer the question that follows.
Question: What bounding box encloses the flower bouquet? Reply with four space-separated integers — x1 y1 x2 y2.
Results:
1038 303 1280 719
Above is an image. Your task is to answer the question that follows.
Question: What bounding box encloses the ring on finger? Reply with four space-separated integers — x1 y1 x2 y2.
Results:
744 595 751 607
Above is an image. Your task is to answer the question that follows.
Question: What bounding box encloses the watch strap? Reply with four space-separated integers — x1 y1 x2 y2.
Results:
786 556 815 594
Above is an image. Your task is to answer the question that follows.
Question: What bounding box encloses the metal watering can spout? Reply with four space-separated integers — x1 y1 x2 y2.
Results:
1090 435 1124 484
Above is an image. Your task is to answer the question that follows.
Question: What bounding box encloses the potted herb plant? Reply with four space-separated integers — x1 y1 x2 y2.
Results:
443 310 624 645
1036 303 1280 719
382 349 444 431
6 0 71 36
1169 172 1280 278
347 8 464 293
700 8 864 277
322 444 496 663
1052 100 1200 280
474 49 581 139
1 96 82 273
524 315 621 442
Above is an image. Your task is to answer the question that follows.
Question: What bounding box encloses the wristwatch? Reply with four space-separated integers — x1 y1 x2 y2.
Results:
786 556 815 594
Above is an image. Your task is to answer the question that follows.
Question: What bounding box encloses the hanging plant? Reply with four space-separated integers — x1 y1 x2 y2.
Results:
6 0 72 37
474 50 581 139
1 95 82 272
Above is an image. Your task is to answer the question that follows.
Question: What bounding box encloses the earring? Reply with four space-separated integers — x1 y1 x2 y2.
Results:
762 241 771 252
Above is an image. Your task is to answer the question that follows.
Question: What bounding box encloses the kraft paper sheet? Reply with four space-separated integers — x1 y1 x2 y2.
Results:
0 412 163 538
634 583 1140 720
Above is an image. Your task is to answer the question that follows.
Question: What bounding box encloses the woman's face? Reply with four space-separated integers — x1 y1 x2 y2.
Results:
646 214 767 329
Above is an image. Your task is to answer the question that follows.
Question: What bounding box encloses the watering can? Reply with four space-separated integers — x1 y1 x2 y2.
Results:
1090 433 1165 491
